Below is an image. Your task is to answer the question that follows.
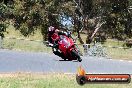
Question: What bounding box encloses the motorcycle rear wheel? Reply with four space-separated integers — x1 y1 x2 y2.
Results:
71 50 82 62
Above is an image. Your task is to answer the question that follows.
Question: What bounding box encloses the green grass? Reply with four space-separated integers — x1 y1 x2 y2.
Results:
3 24 52 53
0 73 131 88
106 47 132 60
103 39 125 47
3 25 132 60
5 25 43 41
2 38 52 53
103 39 132 60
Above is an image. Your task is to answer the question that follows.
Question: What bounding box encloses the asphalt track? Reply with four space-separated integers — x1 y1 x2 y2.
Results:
0 49 132 74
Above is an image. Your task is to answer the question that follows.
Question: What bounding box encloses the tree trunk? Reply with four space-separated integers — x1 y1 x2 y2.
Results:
77 29 84 44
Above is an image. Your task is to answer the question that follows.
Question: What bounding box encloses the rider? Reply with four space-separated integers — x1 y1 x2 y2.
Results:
47 26 70 58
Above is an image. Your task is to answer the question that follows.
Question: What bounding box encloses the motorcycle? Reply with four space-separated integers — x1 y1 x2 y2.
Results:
48 32 82 62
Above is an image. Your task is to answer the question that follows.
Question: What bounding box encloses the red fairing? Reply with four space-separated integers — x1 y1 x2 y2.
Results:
50 31 81 61
57 35 78 60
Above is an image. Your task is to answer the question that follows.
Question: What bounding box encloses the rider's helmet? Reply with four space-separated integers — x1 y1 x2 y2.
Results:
48 26 56 35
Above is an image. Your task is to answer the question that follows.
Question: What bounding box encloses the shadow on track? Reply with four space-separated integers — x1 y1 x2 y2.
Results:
54 59 79 62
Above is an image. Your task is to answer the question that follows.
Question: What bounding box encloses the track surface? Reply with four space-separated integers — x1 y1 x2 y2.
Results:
0 49 132 74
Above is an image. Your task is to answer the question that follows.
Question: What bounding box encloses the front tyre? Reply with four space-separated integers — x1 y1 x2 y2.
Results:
78 58 82 62
71 50 82 62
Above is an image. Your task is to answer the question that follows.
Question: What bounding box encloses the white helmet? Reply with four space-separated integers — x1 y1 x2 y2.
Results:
48 26 55 32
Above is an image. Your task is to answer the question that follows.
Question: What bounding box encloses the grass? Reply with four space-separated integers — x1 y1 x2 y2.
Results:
2 38 52 53
2 25 132 60
103 39 132 60
106 47 132 60
5 25 43 41
0 73 131 88
103 39 124 46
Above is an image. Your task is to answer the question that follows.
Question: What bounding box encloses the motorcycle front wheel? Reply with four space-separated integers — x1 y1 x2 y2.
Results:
71 50 82 62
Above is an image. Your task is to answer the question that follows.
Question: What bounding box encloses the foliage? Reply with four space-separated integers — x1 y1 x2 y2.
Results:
94 0 132 40
2 0 75 40
74 0 132 43
0 3 8 38
0 0 132 42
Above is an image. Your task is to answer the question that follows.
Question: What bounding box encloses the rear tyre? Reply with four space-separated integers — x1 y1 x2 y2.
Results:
78 58 82 62
71 50 82 62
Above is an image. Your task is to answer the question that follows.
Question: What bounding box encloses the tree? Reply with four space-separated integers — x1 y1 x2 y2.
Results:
79 0 132 42
1 0 132 43
11 0 77 41
0 3 9 38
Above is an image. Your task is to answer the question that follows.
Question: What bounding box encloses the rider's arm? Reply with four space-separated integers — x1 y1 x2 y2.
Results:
58 31 67 35
55 29 68 36
58 31 72 38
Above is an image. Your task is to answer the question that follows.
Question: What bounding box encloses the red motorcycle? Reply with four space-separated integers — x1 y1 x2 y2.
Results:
50 33 82 62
